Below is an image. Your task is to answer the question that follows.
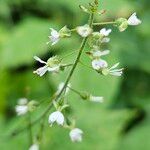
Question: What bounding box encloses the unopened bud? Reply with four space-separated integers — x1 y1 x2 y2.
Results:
79 5 89 13
116 18 128 32
59 26 71 37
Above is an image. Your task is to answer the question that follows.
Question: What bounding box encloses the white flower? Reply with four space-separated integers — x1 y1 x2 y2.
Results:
15 105 28 116
109 63 123 76
48 111 64 126
29 144 39 150
56 82 71 95
47 28 60 45
92 59 108 70
100 28 112 36
69 128 83 142
77 24 92 37
92 50 110 58
15 98 28 116
33 56 60 77
128 12 141 26
90 95 104 103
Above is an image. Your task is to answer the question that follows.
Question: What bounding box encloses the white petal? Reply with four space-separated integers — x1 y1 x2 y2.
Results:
90 95 104 103
69 128 83 142
99 50 110 56
34 56 46 64
109 63 120 70
48 111 64 126
56 111 65 125
48 28 60 45
128 12 141 26
110 71 122 76
100 28 112 36
92 59 108 70
15 105 28 116
29 144 39 150
50 28 60 38
33 66 48 77
92 50 110 57
48 111 57 124
109 68 123 73
47 66 60 73
50 36 60 46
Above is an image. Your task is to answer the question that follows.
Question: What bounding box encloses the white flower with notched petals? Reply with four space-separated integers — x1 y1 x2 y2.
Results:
56 82 71 95
48 111 64 126
92 59 108 70
69 128 83 142
29 144 39 150
90 95 104 103
100 28 112 36
128 12 141 26
109 63 123 76
47 28 60 45
33 56 60 77
77 24 92 37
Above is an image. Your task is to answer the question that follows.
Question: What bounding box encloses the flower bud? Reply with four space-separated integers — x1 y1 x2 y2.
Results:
47 56 60 67
28 100 39 112
79 5 89 13
59 26 71 38
102 68 110 76
116 18 128 32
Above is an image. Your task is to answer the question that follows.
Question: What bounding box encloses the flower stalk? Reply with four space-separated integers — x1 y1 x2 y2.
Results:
93 21 116 26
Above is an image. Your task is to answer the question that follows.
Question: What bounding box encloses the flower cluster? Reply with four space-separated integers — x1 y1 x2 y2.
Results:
15 1 142 149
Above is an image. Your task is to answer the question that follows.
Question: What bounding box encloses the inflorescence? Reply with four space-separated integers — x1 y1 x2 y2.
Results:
14 0 141 149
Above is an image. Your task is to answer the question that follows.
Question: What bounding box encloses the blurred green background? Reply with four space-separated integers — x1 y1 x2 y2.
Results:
0 0 149 149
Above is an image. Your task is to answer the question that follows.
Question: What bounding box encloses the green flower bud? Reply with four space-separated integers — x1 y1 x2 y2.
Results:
59 26 71 38
80 92 90 100
79 5 89 13
47 56 60 67
28 100 39 112
102 68 109 76
116 18 128 32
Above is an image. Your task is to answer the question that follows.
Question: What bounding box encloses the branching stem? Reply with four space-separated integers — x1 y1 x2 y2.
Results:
10 12 94 138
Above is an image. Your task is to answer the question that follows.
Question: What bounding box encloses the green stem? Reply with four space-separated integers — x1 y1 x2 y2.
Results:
79 61 93 70
37 117 45 144
67 86 83 97
27 112 33 145
93 21 116 26
10 12 94 138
